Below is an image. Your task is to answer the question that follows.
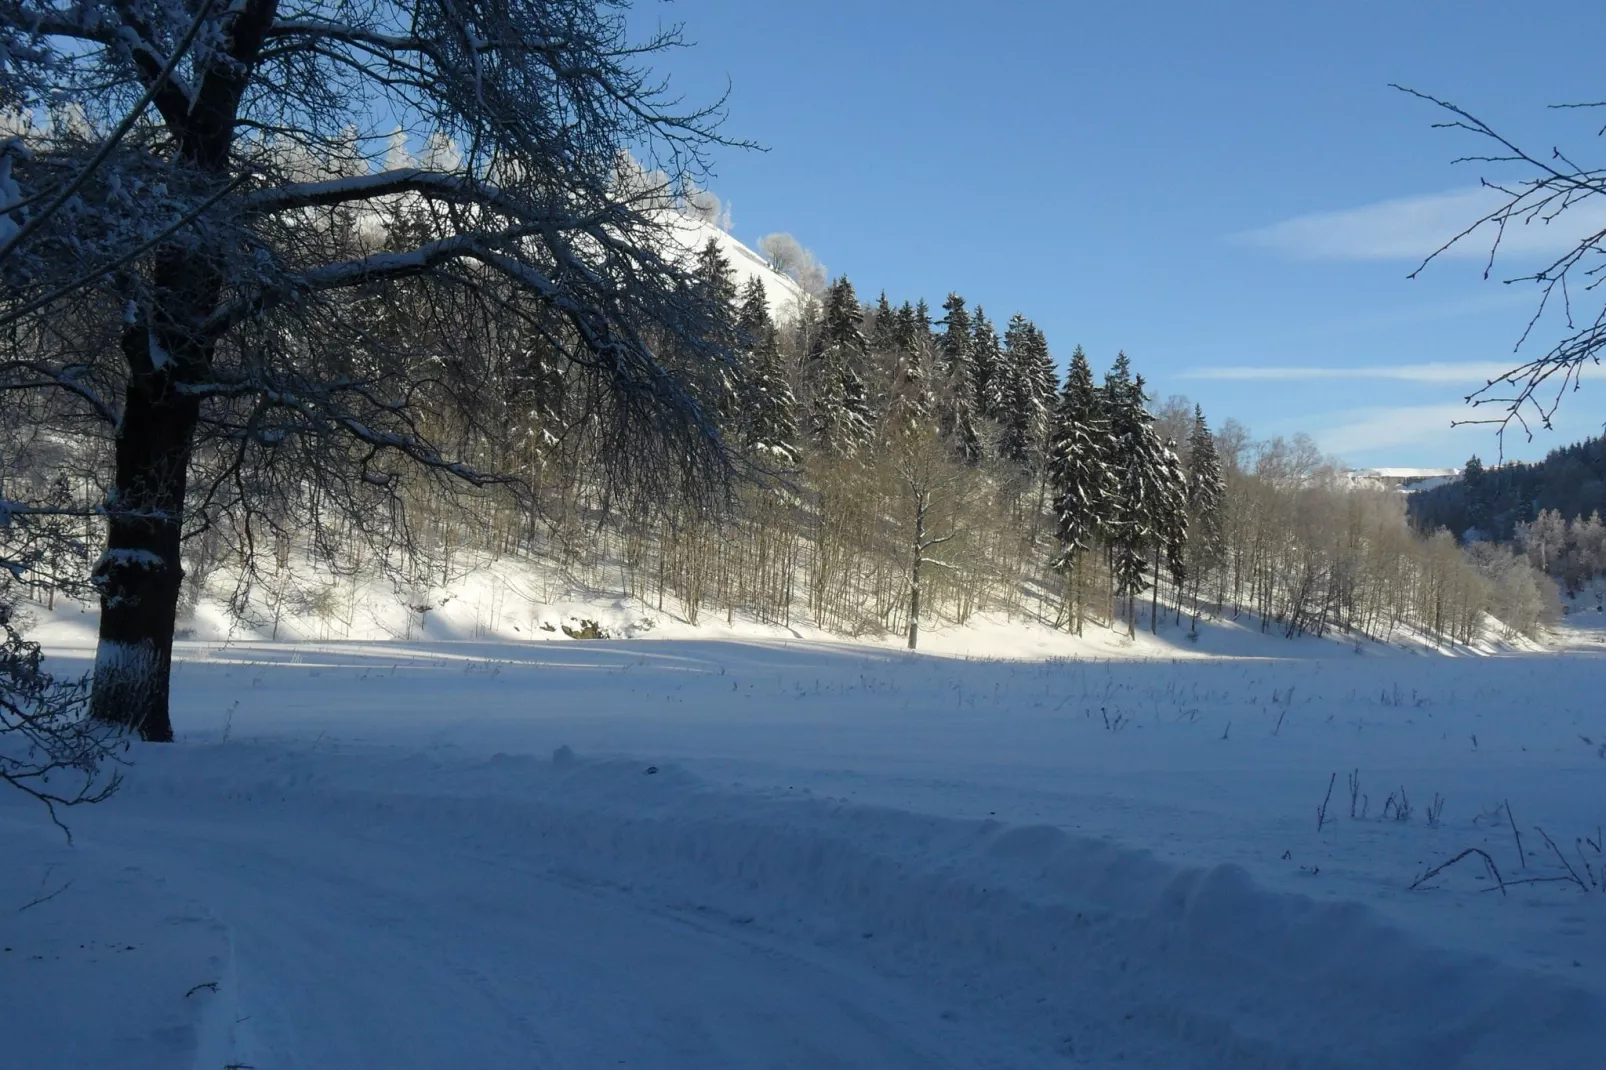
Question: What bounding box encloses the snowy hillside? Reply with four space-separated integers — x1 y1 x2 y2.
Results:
23 543 1543 662
666 211 811 320
1351 466 1462 493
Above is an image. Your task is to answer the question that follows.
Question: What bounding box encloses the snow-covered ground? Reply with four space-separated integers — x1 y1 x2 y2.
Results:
26 541 1544 662
7 608 1604 1068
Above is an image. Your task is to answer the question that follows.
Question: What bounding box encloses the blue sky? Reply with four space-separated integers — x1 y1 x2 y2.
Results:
633 0 1605 469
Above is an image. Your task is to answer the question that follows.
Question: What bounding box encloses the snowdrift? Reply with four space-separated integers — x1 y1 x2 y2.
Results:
90 740 1606 1068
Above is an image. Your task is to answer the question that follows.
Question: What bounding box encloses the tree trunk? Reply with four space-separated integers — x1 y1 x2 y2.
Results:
907 554 921 650
908 491 925 650
85 0 292 742
89 328 202 742
1150 553 1160 634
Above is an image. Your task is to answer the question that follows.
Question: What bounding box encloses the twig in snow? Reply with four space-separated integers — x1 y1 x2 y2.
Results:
16 867 72 912
1348 769 1361 819
1410 847 1507 897
184 981 220 998
1316 772 1336 832
1535 826 1589 891
1505 799 1526 869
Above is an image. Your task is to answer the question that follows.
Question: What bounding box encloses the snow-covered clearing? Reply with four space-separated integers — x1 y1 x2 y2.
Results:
6 623 1605 1068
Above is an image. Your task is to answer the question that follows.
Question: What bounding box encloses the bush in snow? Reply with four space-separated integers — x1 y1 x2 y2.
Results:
0 594 120 830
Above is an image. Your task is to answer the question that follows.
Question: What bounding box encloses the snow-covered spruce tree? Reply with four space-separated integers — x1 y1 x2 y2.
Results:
694 237 742 431
1183 405 1225 624
0 0 746 740
969 306 1002 429
935 293 981 462
865 290 898 412
998 314 1056 471
1104 360 1175 637
734 277 799 467
1153 436 1188 633
1047 345 1114 633
880 299 934 438
802 277 874 457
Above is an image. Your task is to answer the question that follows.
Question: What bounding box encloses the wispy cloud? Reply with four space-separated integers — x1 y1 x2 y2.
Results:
1182 361 1515 385
1308 403 1475 457
1239 187 1606 262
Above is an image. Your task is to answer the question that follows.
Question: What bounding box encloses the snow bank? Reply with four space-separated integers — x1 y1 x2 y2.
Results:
27 539 1535 664
0 813 244 1070
115 742 1605 1068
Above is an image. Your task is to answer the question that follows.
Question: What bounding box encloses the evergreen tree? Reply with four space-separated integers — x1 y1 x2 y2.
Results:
694 237 739 308
865 290 899 416
869 291 900 355
1463 455 1494 538
803 277 874 456
1104 360 1174 636
1154 437 1190 632
999 315 1058 469
882 300 933 438
1047 346 1115 632
736 277 799 466
693 237 742 429
1184 405 1226 620
936 293 982 461
970 306 1004 426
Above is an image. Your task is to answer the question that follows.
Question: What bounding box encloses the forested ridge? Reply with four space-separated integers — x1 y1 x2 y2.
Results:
0 0 1560 752
1408 440 1606 598
16 210 1555 656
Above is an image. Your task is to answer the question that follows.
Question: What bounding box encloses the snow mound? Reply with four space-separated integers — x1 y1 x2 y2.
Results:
111 742 1606 1068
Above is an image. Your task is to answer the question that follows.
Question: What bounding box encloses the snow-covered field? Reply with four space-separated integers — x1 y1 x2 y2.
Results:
6 614 1605 1068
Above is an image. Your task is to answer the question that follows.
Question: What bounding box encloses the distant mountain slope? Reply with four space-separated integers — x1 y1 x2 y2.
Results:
665 213 810 321
1351 467 1461 493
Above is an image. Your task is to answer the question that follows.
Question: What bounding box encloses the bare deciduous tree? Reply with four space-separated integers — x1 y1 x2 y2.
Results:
891 428 968 650
1 0 746 739
1398 85 1606 448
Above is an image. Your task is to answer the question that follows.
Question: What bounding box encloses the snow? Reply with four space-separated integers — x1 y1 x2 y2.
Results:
1353 467 1462 493
1366 467 1462 481
8 551 1603 1067
0 814 241 1070
146 325 170 370
28 543 1542 661
667 211 809 320
7 617 1605 1067
95 547 166 570
90 636 158 682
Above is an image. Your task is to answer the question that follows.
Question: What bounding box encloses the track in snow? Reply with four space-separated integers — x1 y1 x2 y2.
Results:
81 807 1013 1070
